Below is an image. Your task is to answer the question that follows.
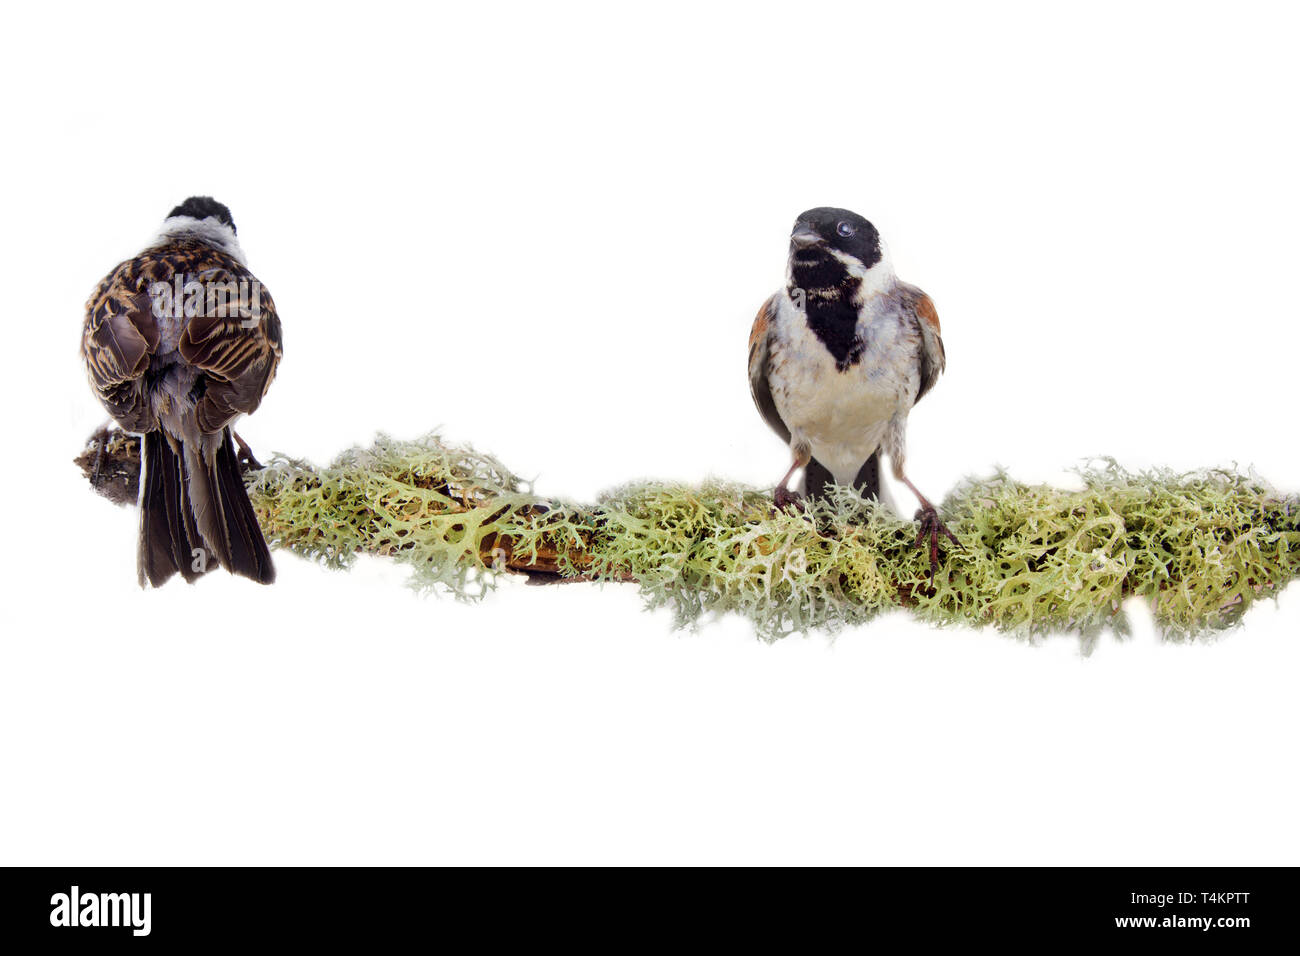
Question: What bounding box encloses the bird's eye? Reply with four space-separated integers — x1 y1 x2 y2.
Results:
836 221 856 238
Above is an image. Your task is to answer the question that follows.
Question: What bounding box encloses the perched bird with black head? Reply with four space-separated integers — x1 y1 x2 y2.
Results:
81 196 283 586
748 206 958 579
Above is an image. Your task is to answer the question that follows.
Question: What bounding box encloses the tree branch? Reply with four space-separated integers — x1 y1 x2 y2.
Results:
75 425 1300 645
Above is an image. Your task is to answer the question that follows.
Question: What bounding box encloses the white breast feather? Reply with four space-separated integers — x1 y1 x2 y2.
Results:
768 288 919 486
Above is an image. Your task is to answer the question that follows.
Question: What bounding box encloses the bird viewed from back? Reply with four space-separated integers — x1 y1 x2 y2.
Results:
748 206 958 577
81 196 283 586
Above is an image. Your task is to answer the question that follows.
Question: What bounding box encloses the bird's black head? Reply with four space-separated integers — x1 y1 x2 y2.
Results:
789 207 881 272
167 196 236 234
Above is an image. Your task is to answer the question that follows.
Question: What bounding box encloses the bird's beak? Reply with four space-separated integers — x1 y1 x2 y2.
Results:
790 225 821 248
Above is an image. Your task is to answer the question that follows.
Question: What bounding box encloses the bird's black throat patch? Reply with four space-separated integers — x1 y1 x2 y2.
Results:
789 257 865 372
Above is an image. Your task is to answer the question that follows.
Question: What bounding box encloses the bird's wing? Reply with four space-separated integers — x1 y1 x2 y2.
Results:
748 293 791 444
898 282 945 404
82 265 161 433
178 267 283 435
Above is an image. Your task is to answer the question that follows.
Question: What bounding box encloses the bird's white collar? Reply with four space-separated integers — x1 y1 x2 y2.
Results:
153 216 246 264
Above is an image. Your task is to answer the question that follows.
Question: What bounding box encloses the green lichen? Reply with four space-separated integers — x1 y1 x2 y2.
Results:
244 435 1299 644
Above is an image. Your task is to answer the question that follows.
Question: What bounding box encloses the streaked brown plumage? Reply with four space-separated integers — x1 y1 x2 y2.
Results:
82 197 282 586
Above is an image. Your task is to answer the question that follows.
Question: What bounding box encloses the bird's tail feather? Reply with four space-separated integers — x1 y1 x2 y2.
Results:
211 429 275 584
138 430 205 587
802 451 896 512
138 428 275 587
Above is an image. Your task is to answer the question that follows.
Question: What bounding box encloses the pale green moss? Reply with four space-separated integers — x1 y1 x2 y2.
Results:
244 435 1299 643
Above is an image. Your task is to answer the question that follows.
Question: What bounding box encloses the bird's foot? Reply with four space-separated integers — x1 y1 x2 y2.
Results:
774 487 805 512
913 506 961 590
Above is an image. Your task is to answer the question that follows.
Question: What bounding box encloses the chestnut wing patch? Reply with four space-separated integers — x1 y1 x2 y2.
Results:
748 294 791 444
899 283 945 405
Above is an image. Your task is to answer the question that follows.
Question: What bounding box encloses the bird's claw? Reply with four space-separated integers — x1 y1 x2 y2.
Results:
232 432 265 471
237 448 265 471
774 487 805 512
913 506 960 590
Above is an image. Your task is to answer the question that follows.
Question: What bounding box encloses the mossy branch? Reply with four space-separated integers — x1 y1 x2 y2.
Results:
76 425 1300 645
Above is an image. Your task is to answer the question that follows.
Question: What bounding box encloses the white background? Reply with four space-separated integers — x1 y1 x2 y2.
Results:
2 1 1297 865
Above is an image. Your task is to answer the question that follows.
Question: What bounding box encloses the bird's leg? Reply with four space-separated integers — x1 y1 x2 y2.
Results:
774 446 811 511
90 424 109 485
901 475 961 588
232 430 264 471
